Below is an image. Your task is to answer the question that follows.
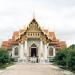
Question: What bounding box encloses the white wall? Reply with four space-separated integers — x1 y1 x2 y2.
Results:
12 45 19 58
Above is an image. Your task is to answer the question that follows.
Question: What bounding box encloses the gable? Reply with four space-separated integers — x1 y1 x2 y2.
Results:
18 18 52 41
26 18 42 33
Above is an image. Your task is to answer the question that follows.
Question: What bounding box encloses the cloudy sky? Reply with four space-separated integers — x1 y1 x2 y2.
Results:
0 0 75 46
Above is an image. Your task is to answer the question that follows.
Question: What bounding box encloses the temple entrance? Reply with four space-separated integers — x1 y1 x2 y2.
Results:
29 43 38 63
31 48 37 57
30 43 38 57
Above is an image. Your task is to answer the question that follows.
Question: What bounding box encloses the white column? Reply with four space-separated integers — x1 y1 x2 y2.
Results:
24 40 27 57
12 46 15 58
40 40 44 63
53 47 56 56
44 44 47 60
40 40 43 57
19 43 24 58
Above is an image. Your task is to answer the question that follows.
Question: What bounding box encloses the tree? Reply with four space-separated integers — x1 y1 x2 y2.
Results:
67 45 75 71
0 48 10 65
54 48 67 66
54 45 75 72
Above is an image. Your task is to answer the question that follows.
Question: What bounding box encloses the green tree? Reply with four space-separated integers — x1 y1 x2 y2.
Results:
54 48 67 66
54 45 75 72
67 45 75 71
0 48 10 65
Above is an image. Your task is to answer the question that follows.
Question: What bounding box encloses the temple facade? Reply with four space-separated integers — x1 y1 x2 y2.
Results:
1 18 66 63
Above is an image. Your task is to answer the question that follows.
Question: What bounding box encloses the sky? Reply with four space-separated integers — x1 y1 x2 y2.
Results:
0 0 75 47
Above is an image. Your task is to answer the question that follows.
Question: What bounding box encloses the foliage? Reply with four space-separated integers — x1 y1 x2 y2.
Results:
0 48 12 69
54 49 67 66
54 44 75 72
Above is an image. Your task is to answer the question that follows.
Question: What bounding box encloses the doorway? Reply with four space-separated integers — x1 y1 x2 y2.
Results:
31 48 37 57
29 43 38 63
30 43 38 57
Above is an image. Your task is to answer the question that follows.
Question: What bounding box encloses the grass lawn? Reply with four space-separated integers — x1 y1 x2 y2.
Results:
0 63 14 69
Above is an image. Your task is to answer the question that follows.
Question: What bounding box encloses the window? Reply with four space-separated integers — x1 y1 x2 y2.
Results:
49 47 53 56
14 47 18 56
31 33 32 36
38 33 39 36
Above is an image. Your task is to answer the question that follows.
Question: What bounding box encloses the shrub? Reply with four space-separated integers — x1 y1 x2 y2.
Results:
0 48 10 65
54 49 67 66
54 45 75 72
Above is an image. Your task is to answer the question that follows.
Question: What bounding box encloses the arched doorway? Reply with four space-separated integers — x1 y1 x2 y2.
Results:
29 43 38 63
30 43 38 57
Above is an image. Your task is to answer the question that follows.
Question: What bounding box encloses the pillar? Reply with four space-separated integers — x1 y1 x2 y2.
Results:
19 43 24 59
24 40 27 57
53 47 56 56
44 44 48 60
39 40 45 63
40 40 43 57
12 46 15 58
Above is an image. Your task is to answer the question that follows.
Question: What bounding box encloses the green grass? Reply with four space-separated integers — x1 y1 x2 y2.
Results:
0 62 14 69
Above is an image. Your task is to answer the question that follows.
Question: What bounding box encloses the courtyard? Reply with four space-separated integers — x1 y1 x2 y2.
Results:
0 63 74 75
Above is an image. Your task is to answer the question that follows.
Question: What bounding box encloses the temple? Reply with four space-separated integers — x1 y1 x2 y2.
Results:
1 18 66 63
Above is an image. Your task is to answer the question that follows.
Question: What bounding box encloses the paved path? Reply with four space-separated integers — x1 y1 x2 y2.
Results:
0 63 74 75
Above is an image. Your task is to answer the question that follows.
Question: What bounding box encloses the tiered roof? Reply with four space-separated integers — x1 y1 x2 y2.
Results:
1 18 66 50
